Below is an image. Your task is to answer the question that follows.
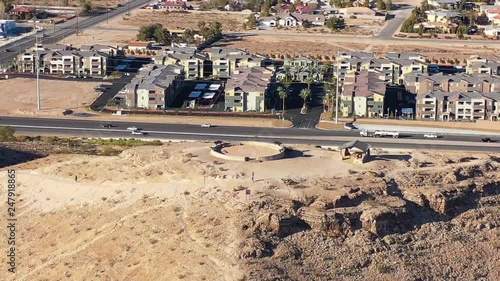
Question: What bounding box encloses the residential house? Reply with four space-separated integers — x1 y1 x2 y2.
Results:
480 5 500 14
338 7 385 19
122 64 184 109
425 10 462 23
258 16 278 28
127 41 153 52
224 66 275 112
8 6 36 19
158 1 188 10
413 22 458 34
416 91 492 121
427 0 460 8
484 25 500 37
486 8 500 21
272 12 325 27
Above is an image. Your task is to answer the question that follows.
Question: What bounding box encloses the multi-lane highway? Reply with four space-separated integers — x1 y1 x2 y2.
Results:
0 0 152 63
1 116 499 152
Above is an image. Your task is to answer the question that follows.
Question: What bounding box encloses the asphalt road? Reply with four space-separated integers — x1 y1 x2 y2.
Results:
0 0 152 64
0 116 499 152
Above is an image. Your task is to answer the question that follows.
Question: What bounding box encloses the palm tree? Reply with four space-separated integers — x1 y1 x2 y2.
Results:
278 86 288 112
305 76 315 90
299 88 311 113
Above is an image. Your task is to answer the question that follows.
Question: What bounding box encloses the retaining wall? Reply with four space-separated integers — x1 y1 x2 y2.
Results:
211 141 285 162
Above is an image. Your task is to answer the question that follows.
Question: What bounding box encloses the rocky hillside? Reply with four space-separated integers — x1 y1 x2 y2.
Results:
239 155 500 281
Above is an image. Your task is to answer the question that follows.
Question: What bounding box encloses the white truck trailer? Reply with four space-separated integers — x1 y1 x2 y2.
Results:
360 130 400 138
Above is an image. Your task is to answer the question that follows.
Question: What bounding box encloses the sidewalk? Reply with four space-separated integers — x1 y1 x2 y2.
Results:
354 123 500 136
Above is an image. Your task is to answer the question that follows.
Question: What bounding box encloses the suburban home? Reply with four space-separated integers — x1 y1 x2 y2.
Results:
224 66 275 112
484 25 500 37
415 91 495 121
427 0 460 8
425 10 462 23
413 22 458 34
486 8 500 20
122 64 184 109
258 16 278 28
8 6 36 19
338 7 385 19
127 41 153 52
158 1 188 10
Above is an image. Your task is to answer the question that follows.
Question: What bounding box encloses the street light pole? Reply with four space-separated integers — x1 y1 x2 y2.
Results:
335 47 340 124
35 30 41 111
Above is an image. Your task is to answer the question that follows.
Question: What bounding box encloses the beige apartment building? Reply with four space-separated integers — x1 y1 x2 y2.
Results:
404 73 500 95
416 91 500 121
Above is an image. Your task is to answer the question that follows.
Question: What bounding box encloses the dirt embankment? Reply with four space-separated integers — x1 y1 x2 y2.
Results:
0 143 498 281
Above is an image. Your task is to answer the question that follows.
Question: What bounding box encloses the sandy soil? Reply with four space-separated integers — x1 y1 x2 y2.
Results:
62 9 250 47
221 144 280 158
0 142 498 280
0 78 103 116
13 0 126 8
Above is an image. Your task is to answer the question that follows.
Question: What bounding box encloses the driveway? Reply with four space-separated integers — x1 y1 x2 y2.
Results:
281 83 325 128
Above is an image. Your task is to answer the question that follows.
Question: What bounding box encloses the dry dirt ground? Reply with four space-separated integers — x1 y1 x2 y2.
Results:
62 9 250 47
0 141 499 280
13 0 126 8
0 78 103 116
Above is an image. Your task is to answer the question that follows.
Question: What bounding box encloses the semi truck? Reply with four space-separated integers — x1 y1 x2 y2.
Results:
360 130 400 138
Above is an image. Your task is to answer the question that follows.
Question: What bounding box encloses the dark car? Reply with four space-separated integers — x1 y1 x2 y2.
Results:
481 138 492 142
101 123 113 128
62 109 73 115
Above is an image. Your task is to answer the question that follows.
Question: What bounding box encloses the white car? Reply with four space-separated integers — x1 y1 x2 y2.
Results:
201 124 211 128
131 130 144 135
424 133 438 139
127 126 139 131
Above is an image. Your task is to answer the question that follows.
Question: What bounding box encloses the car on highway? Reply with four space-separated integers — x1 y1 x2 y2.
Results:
127 126 140 131
131 130 145 135
101 123 113 128
481 138 492 142
424 133 438 139
201 123 211 128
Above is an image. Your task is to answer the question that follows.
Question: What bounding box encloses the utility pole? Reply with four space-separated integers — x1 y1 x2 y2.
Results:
35 28 41 111
335 47 340 124
76 15 79 36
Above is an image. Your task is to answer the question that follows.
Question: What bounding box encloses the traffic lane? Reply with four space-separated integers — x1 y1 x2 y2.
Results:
10 127 500 152
0 116 496 142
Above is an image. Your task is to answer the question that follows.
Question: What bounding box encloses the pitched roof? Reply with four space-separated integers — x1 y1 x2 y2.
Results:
339 140 371 152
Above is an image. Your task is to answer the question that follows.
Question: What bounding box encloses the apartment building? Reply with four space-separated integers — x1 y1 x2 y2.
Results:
341 70 412 118
404 73 500 94
466 55 500 75
276 57 323 81
415 91 500 121
122 64 184 109
387 52 426 62
18 50 110 76
224 66 275 112
158 47 210 79
206 47 264 78
340 71 386 118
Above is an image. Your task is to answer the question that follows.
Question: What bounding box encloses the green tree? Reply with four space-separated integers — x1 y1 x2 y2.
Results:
304 76 315 90
326 16 345 30
154 26 172 45
363 0 370 7
209 21 223 39
302 19 311 28
299 88 312 109
377 0 386 10
61 0 69 6
0 126 15 142
80 0 93 14
278 86 288 112
330 0 343 8
321 61 332 79
289 3 296 12
246 14 258 29
386 0 392 11
182 29 195 44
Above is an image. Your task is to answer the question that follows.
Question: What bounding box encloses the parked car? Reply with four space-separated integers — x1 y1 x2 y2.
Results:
424 133 438 139
131 130 144 135
62 109 73 115
127 126 140 131
480 138 492 142
101 123 113 128
201 124 211 128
